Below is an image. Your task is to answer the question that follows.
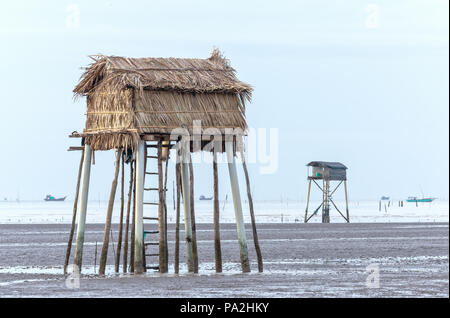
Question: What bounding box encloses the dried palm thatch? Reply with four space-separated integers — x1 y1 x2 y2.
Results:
73 49 252 151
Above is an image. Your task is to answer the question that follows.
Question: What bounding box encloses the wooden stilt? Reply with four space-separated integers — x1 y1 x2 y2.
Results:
115 152 125 273
123 159 134 273
304 179 312 223
157 140 168 273
73 145 92 272
188 154 199 273
163 151 170 270
134 140 145 274
129 163 136 273
180 148 194 272
344 180 350 223
213 151 222 273
174 159 181 274
240 149 263 273
226 142 251 273
64 148 84 275
99 150 121 275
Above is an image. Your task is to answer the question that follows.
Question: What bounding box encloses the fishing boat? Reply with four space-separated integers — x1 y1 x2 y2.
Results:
406 197 436 203
44 194 67 202
199 195 213 201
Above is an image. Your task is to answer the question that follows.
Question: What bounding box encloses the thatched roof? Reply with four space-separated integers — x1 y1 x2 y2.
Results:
74 49 252 98
73 49 253 151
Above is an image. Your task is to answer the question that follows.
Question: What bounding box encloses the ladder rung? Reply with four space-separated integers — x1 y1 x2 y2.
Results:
143 202 159 205
146 266 159 270
144 242 159 246
145 253 159 257
144 187 159 191
145 172 158 175
143 217 158 220
144 230 159 234
146 144 172 148
147 155 158 159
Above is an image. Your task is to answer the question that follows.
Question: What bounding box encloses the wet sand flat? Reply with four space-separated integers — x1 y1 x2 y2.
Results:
0 223 448 297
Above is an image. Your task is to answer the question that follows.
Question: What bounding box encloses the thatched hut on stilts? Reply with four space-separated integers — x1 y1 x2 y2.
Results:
65 49 262 275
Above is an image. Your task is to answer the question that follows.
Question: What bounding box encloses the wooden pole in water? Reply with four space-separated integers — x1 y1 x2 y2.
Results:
240 149 263 272
188 153 199 273
226 141 251 273
213 151 222 273
115 152 125 273
123 160 134 273
73 145 92 272
157 140 168 273
344 180 350 223
304 179 312 223
134 140 145 274
64 147 84 275
99 150 121 275
180 147 194 272
174 159 181 274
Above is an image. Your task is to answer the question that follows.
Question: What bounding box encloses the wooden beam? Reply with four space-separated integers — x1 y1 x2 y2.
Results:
188 154 199 273
158 140 168 273
115 152 125 273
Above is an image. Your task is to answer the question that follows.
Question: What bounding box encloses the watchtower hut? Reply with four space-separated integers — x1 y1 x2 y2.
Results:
304 161 349 223
65 49 262 276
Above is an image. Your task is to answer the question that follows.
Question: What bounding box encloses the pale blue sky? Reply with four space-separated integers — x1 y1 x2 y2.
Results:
0 0 448 201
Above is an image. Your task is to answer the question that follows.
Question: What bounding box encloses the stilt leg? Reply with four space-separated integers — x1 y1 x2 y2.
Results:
134 140 145 274
188 154 199 273
115 152 125 273
64 148 84 275
226 142 250 273
123 160 134 273
213 151 222 273
240 149 263 272
174 160 181 274
344 180 350 223
304 179 312 223
180 149 194 272
73 145 92 272
158 140 168 273
99 150 121 275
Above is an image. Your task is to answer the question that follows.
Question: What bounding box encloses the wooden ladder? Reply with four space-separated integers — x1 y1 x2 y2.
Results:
142 139 170 272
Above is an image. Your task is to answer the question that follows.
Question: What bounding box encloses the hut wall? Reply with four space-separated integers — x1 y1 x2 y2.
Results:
84 88 138 150
134 90 247 135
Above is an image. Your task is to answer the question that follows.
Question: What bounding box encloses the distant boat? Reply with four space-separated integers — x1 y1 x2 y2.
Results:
44 194 67 202
199 195 212 201
406 197 436 203
381 196 390 200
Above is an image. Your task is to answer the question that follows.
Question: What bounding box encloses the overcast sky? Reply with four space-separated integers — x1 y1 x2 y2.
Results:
0 0 448 202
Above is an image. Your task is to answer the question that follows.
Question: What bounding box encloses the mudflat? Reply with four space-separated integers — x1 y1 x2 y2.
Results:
0 222 448 297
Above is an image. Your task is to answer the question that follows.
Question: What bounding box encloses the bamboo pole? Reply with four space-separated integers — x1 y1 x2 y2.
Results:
99 150 121 275
226 142 250 273
115 152 125 273
158 140 168 273
64 148 84 275
188 154 199 273
134 140 145 274
73 145 92 272
129 165 136 273
240 149 263 273
213 151 222 273
180 148 194 272
123 160 134 273
304 179 312 223
174 159 181 274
